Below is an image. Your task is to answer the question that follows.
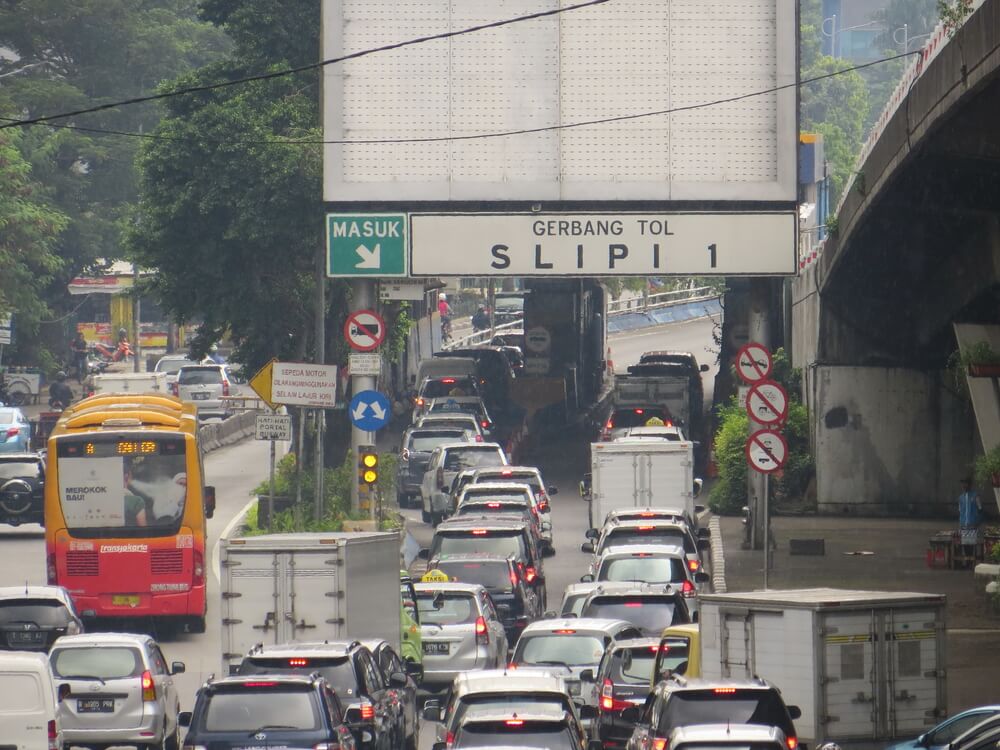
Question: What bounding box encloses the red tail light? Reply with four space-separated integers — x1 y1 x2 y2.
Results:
5 427 19 438
537 500 549 512
553 629 577 634
47 719 58 750
687 559 701 572
442 378 456 384
193 549 205 585
633 409 644 415
288 658 309 667
652 738 668 750
416 397 425 407
524 566 537 583
475 434 483 442
46 554 57 585
786 738 798 750
445 731 455 748
713 687 736 694
222 381 230 397
141 670 156 701
665 420 673 427
360 701 375 721
637 525 655 531
605 420 613 430
600 678 632 712
475 615 489 645
505 719 524 726
486 502 501 508
472 529 488 535
481 420 490 429
242 681 278 687
681 580 695 598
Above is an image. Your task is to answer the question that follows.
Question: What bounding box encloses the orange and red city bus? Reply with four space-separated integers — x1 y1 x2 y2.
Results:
45 394 215 631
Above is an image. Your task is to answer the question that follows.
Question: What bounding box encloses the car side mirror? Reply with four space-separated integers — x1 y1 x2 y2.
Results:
57 683 71 703
579 668 595 683
697 538 711 551
170 661 186 675
418 548 430 560
542 545 556 558
204 486 216 519
580 541 595 553
389 671 408 688
178 711 192 727
697 527 710 539
588 740 605 750
788 705 802 720
423 701 443 722
585 528 600 540
548 485 559 495
580 574 594 583
579 704 598 720
405 660 424 680
620 705 642 724
694 503 705 515
695 572 710 583
700 364 709 372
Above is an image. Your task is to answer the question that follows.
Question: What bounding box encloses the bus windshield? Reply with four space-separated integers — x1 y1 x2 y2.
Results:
56 436 188 532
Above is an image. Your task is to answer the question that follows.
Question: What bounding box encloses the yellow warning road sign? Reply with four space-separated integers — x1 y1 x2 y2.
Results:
248 359 277 410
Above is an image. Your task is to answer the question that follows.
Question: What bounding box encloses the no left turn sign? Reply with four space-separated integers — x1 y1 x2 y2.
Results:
745 429 788 474
736 342 772 384
746 380 788 426
344 309 386 352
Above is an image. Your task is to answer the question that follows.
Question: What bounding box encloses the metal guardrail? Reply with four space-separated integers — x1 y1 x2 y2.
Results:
606 286 717 314
443 319 524 351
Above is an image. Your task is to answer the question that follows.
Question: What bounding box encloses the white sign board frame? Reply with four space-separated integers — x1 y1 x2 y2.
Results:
379 281 425 301
255 414 292 442
408 212 796 276
271 362 338 408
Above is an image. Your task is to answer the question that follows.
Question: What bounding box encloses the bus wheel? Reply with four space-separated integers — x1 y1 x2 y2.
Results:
187 616 206 634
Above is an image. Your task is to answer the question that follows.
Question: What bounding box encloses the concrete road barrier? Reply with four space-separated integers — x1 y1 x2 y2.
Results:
199 410 258 453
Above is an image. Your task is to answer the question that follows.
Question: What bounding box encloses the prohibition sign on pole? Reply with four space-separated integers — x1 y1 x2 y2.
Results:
746 380 788 426
736 343 773 384
344 309 386 352
745 429 788 474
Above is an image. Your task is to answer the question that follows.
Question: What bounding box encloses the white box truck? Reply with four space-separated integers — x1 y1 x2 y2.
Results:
586 440 699 529
89 371 168 395
220 531 402 673
698 588 947 748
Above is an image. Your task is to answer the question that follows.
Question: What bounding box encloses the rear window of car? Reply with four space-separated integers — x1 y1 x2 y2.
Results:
0 409 16 422
0 599 72 626
444 448 504 471
515 633 607 667
239 657 359 698
416 591 478 625
156 358 193 374
658 689 794 737
457 500 529 517
582 596 687 633
178 367 223 385
432 530 527 561
0 460 42 480
602 528 693 554
610 408 670 429
50 646 143 680
422 378 476 399
458 720 574 750
434 561 513 592
598 555 686 585
463 487 530 502
408 433 466 452
203 686 320 732
494 297 524 312
478 472 541 491
419 418 478 432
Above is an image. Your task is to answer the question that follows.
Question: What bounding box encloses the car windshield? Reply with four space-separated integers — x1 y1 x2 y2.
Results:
515 634 607 667
417 591 478 625
456 697 568 728
601 529 693 554
409 433 466 452
457 720 574 749
434 561 514 592
56 438 188 530
611 408 670 429
457 501 530 519
599 556 686 584
494 297 524 312
479 474 542 493
203 687 320 732
464 487 530 502
0 599 71 626
239 656 359 698
444 449 503 471
432 530 526 560
658 690 793 736
420 419 477 432
582 597 685 634
50 646 143 680
178 367 222 384
656 637 692 676
0 460 41 480
613 647 659 684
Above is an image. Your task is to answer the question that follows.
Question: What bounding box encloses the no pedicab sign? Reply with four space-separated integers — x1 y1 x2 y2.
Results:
745 429 787 474
736 343 773 384
745 380 788 426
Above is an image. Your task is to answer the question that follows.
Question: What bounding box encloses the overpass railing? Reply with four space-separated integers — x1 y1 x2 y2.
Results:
606 286 717 314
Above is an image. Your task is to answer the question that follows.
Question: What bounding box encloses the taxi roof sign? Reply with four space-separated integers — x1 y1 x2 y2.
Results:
421 569 450 583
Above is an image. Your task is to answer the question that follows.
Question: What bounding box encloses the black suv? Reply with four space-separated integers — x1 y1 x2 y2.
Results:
421 516 547 609
180 674 355 750
0 453 45 526
579 583 692 637
238 640 409 750
428 553 543 641
624 677 802 750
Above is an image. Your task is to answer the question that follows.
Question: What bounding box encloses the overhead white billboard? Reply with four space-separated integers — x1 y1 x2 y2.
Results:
322 0 797 203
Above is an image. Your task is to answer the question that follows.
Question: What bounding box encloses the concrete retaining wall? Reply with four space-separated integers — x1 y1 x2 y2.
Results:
199 410 258 453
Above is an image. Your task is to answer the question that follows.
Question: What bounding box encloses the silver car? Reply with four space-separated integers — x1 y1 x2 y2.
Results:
420 443 507 525
457 482 551 550
50 632 185 750
415 582 509 692
174 363 232 420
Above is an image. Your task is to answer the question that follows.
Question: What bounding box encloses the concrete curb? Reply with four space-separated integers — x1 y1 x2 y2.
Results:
709 515 727 594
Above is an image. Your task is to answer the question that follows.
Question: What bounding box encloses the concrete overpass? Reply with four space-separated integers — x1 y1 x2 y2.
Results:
792 0 1000 514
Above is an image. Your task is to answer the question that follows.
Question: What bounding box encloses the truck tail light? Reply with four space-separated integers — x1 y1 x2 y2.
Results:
47 554 57 585
681 580 695 598
360 701 375 721
475 615 489 645
688 559 701 572
537 499 549 512
222 381 230 397
193 550 205 585
48 719 58 750
652 738 668 750
141 670 156 701
524 566 537 584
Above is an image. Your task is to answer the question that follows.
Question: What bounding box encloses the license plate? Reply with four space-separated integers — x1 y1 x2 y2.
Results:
78 698 115 713
111 595 140 607
192 392 210 400
423 642 449 655
8 631 43 644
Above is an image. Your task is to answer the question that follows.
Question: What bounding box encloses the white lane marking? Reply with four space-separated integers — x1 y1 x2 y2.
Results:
211 497 257 584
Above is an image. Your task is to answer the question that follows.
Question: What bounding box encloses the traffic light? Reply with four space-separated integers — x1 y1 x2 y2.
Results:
359 446 379 486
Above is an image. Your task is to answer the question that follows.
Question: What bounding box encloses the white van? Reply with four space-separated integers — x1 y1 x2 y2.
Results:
416 356 477 384
0 650 63 749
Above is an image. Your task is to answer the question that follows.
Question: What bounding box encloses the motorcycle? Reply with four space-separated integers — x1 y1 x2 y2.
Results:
91 339 133 363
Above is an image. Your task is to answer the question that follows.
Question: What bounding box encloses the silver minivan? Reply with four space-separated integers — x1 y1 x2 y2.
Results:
420 442 507 525
50 632 185 750
174 363 232 420
415 582 508 693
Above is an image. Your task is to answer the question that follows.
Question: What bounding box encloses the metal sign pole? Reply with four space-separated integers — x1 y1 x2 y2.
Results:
294 406 305 526
763 472 770 589
268 431 276 532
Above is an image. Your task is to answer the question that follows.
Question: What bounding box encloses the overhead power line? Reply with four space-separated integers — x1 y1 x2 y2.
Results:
0 0 609 131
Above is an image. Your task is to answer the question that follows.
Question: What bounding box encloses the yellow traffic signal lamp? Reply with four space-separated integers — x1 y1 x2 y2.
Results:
359 446 378 486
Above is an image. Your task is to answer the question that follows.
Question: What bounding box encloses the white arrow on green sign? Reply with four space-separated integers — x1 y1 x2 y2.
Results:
326 214 407 277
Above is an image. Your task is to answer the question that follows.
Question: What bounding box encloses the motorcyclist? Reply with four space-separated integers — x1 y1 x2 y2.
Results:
471 305 490 332
48 371 74 409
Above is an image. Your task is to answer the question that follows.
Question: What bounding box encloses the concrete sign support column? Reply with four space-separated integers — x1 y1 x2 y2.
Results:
350 279 376 513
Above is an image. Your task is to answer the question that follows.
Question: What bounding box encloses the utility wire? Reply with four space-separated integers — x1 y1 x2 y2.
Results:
0 0 609 131
0 50 921 147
